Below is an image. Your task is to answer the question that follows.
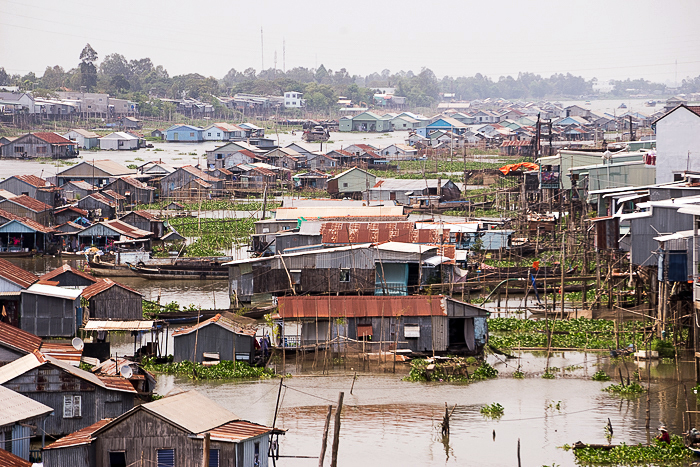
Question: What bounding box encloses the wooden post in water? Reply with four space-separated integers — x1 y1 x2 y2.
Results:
202 432 210 467
517 438 522 467
330 392 344 467
318 405 333 467
646 339 651 430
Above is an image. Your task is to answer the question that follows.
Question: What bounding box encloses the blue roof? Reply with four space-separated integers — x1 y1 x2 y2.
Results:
166 124 203 132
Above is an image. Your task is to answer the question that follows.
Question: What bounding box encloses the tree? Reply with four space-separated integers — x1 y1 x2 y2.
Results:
111 75 131 93
40 66 67 90
79 43 98 91
0 67 8 85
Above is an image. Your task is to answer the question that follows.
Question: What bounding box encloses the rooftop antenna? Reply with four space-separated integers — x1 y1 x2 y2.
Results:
261 27 264 71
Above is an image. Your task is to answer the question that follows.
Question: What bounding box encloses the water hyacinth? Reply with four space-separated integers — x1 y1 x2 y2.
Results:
142 358 276 380
571 435 693 464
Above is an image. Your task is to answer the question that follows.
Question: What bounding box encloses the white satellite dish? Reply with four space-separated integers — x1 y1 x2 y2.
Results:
120 365 133 379
71 337 84 351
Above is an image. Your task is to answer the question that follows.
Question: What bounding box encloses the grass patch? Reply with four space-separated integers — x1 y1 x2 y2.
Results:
142 358 275 380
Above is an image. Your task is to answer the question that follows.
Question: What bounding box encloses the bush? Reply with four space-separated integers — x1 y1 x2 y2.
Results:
651 339 675 358
591 370 611 381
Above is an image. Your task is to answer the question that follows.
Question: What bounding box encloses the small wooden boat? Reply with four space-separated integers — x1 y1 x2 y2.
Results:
128 262 228 280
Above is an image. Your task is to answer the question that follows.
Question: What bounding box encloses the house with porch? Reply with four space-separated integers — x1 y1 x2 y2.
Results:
0 132 77 159
76 220 151 251
62 129 100 150
0 218 55 253
339 111 393 132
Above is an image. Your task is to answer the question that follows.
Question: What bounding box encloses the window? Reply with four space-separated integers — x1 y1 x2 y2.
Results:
21 192 29 196
343 182 348 188
208 132 212 137
14 146 24 153
404 324 420 338
109 452 127 467
209 449 219 467
63 395 81 418
190 132 195 137
157 449 175 467
339 269 350 282
217 154 223 159
37 146 47 154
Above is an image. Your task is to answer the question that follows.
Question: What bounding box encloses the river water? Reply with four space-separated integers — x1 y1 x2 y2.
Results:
156 352 700 467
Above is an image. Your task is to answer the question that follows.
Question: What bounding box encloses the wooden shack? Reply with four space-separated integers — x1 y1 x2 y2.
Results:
43 390 277 467
0 258 38 327
81 279 143 321
0 352 136 436
39 264 98 288
20 284 82 337
0 195 52 225
172 314 255 364
276 295 489 355
118 211 164 237
102 177 155 206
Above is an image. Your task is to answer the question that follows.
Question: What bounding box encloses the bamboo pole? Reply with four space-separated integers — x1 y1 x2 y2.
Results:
330 392 344 467
318 405 333 467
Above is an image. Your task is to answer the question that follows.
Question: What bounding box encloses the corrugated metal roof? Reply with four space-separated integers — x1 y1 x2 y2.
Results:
321 222 448 245
0 217 56 234
275 206 404 220
1 194 51 212
44 418 112 450
0 258 39 288
0 447 33 466
142 390 238 434
83 320 153 331
81 278 142 300
0 321 41 355
14 174 50 188
98 375 137 392
39 342 82 365
0 384 53 426
172 314 256 337
39 264 98 284
23 283 82 300
203 420 274 442
276 295 447 319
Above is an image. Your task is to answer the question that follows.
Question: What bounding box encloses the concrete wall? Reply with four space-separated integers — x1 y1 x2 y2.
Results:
656 107 700 184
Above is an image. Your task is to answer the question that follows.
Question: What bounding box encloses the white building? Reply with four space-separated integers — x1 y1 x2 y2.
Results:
654 105 700 184
284 91 305 108
99 132 139 150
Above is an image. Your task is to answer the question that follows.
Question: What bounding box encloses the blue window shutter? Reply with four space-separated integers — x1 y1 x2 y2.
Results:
209 449 220 467
157 449 175 467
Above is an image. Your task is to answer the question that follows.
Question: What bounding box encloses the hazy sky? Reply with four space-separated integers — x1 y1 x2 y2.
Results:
2 0 700 84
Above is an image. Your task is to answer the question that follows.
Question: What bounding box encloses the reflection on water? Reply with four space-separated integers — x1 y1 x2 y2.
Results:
159 353 700 467
9 256 229 310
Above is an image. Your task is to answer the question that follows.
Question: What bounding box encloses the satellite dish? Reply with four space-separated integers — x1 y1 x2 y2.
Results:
120 365 133 379
72 337 84 351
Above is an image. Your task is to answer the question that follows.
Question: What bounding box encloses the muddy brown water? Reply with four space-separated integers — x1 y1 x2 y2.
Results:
154 352 700 467
10 257 700 466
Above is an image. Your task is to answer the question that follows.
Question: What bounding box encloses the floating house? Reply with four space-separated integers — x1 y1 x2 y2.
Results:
172 314 256 364
0 385 53 462
276 295 488 355
43 390 278 467
81 279 143 321
165 124 203 142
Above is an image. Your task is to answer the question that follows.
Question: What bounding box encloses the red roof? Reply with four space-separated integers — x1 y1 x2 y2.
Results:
0 449 32 467
0 207 21 221
2 194 51 212
14 174 50 188
85 192 116 206
0 258 39 288
39 342 82 365
55 205 89 217
180 165 222 182
103 189 126 201
0 321 42 354
39 264 98 284
687 106 700 117
81 278 142 299
115 176 154 190
353 144 377 151
321 221 448 245
172 313 255 337
205 420 274 441
277 295 448 319
44 418 113 450
98 375 138 392
33 132 75 145
10 217 56 234
500 140 533 147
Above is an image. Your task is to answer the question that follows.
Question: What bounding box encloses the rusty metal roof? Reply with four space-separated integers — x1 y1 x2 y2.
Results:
0 207 21 221
81 278 142 299
44 418 112 450
39 264 98 284
102 189 126 201
321 221 448 245
0 447 33 466
34 132 75 145
0 258 39 288
1 194 51 212
83 320 153 331
277 295 447 319
39 342 82 366
54 205 89 216
172 313 256 337
14 174 50 187
98 375 137 392
0 321 41 354
203 420 274 442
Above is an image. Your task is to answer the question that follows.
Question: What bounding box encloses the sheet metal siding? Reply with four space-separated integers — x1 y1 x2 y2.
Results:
105 179 154 204
0 346 23 363
43 445 91 467
431 316 448 351
0 277 22 292
0 178 38 198
4 369 134 435
445 300 489 318
173 326 253 364
243 435 269 467
89 287 142 320
20 294 78 337
95 409 237 467
301 269 375 294
276 234 323 253
11 423 30 460
630 206 692 269
474 317 488 346
649 187 700 201
76 197 115 218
